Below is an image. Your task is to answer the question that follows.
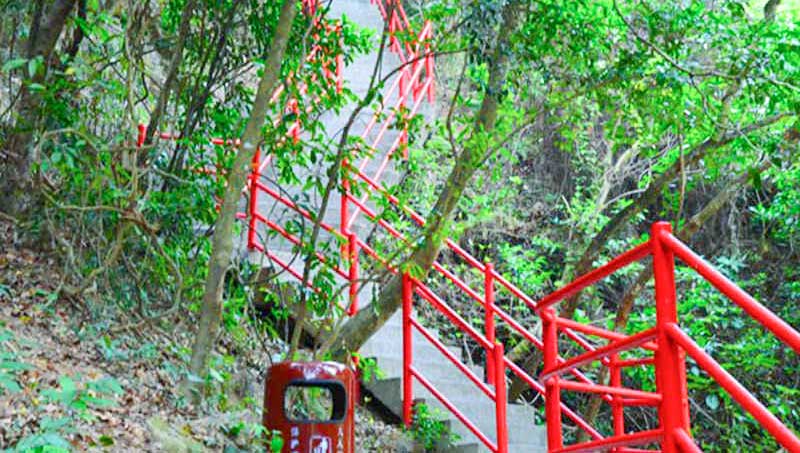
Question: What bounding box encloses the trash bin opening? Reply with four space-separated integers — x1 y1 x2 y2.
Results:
283 380 347 423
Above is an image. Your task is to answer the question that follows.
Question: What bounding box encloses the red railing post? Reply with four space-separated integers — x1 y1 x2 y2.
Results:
542 307 563 450
485 262 496 385
136 124 146 148
402 272 413 428
347 232 359 316
425 35 435 103
652 221 691 453
399 66 408 106
341 158 350 235
493 342 508 453
335 23 344 93
247 147 260 249
610 353 624 450
341 159 355 315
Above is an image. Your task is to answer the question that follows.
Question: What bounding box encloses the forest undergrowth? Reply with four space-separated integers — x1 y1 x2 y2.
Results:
0 219 406 452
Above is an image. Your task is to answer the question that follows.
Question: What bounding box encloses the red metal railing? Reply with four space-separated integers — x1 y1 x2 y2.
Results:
141 0 436 313
402 271 509 452
140 1 800 450
530 222 800 452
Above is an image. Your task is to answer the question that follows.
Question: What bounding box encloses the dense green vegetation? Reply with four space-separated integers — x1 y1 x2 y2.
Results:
1 0 798 451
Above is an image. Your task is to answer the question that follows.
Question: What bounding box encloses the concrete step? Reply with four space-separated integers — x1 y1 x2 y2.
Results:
364 377 546 452
441 443 480 453
359 305 547 450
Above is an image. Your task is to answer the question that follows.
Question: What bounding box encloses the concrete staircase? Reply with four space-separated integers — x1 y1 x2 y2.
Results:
245 0 408 272
360 312 548 452
245 1 549 450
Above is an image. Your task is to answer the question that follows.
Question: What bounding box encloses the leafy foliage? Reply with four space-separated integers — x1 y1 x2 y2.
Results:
408 403 459 451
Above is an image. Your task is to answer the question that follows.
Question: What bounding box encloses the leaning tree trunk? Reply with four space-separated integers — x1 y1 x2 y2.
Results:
1 0 77 216
142 0 196 150
325 1 523 361
187 0 298 398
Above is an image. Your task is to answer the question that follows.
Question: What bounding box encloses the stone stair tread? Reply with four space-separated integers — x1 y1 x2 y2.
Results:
364 374 546 452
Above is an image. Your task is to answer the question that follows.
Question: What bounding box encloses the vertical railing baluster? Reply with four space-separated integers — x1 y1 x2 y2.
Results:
247 147 260 250
341 159 352 315
542 307 563 450
610 353 624 450
485 262 496 385
652 221 691 453
494 342 508 453
347 232 358 315
137 124 146 148
402 272 413 428
425 26 435 103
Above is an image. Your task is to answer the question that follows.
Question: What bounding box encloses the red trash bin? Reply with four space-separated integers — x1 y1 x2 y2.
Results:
263 362 355 453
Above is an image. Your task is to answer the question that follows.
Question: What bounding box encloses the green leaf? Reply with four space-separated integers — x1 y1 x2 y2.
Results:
90 377 124 395
0 360 33 371
40 416 71 431
2 58 27 72
28 57 39 78
208 368 225 383
0 373 22 393
99 434 114 446
60 376 76 396
269 431 284 452
40 432 72 450
748 167 762 191
16 432 71 451
186 373 204 384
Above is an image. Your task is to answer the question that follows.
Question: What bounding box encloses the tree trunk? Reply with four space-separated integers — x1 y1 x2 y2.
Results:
142 0 196 150
1 0 77 216
325 1 523 361
764 0 781 22
187 0 298 397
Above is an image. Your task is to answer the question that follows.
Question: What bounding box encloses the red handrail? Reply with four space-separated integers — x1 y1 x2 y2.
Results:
552 429 663 453
402 271 509 453
540 327 658 382
555 380 661 402
666 323 800 452
555 317 658 351
536 241 652 311
659 231 800 354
